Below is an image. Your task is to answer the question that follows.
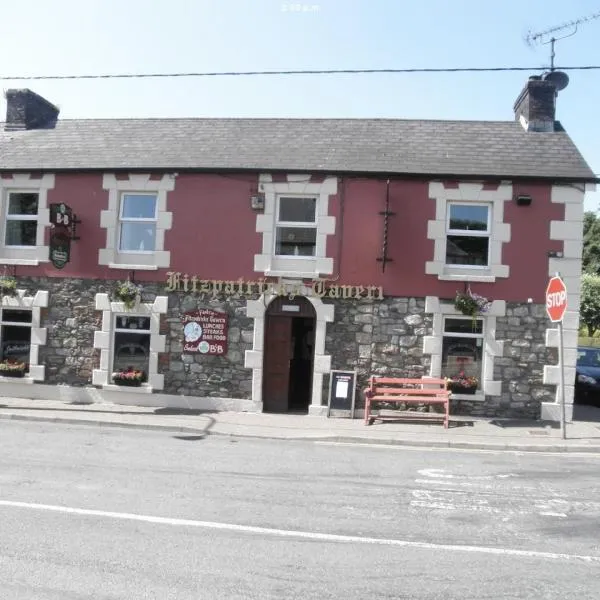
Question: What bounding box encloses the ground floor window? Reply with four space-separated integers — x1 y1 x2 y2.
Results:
442 317 483 391
0 308 32 371
112 315 150 381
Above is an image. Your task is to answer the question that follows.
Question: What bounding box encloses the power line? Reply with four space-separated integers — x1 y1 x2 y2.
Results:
1 65 600 81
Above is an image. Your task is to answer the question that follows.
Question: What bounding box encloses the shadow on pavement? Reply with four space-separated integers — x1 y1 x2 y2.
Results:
154 407 219 416
489 419 559 429
573 404 600 423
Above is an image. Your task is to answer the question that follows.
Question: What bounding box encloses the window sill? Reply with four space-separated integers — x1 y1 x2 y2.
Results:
0 258 40 266
439 272 496 283
102 383 153 394
265 269 318 278
108 263 159 271
450 392 485 402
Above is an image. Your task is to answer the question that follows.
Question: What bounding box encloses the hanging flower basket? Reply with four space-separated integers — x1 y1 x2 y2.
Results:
112 367 146 387
446 372 478 395
0 275 18 298
114 281 141 309
454 287 491 326
0 359 27 377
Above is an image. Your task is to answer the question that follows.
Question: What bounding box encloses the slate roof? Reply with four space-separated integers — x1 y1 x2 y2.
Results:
0 117 595 181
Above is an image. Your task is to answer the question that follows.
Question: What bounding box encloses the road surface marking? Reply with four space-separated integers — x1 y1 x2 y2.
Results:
539 512 568 518
0 499 597 563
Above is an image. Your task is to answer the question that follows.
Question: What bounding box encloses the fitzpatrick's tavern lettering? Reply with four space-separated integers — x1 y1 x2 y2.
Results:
165 272 384 300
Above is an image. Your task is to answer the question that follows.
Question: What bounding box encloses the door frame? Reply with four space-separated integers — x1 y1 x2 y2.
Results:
244 283 334 415
263 297 316 413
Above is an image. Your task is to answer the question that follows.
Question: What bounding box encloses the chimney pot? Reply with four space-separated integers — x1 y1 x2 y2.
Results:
4 89 59 131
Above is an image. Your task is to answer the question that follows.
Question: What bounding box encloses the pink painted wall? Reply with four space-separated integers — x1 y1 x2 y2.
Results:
12 172 566 302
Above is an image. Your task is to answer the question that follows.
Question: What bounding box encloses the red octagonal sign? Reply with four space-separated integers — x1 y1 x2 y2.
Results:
546 275 568 322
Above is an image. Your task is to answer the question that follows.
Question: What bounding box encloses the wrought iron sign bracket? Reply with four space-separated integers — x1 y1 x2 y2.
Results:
376 179 395 273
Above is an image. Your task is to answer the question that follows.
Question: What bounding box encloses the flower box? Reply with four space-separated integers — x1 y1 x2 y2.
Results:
113 378 143 387
112 368 146 386
0 359 27 377
447 382 478 395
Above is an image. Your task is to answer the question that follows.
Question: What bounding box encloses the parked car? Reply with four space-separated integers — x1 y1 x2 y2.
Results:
575 346 600 405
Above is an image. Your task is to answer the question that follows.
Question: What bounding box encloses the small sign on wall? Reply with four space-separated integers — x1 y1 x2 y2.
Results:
182 309 228 355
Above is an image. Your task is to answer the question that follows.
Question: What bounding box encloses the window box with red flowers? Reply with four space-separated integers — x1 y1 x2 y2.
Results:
112 367 146 387
446 372 479 395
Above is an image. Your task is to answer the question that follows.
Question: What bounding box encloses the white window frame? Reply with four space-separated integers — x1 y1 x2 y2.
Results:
100 174 174 270
111 313 152 377
93 293 167 393
274 195 318 258
445 202 491 269
426 182 511 283
441 316 484 388
254 174 337 278
0 289 48 383
423 295 506 400
5 191 39 249
118 192 158 254
0 174 53 266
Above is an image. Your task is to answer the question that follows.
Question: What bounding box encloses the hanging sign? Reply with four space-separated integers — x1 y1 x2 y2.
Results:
182 309 228 355
50 202 74 227
49 231 71 269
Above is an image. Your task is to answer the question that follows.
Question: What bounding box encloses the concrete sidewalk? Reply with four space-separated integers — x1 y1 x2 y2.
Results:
1 396 600 452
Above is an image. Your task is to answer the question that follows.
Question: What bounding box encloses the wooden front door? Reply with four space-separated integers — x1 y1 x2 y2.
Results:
263 316 293 413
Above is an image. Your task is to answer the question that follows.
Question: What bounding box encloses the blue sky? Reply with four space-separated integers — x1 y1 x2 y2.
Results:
1 0 598 208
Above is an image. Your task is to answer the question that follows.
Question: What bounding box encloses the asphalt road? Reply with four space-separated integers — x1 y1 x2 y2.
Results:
1 421 600 599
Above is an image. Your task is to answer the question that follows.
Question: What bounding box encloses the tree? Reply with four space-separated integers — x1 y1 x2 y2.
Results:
582 212 600 274
580 274 600 337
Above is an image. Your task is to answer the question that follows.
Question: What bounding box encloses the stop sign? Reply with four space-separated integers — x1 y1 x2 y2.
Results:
546 275 568 322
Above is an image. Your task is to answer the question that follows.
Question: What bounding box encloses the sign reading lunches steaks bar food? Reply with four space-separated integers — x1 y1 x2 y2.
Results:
182 309 228 355
165 272 384 301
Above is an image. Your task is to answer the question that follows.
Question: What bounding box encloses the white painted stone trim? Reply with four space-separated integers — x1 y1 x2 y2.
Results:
423 295 505 397
99 174 175 269
426 182 512 282
0 174 54 264
0 289 49 382
244 280 334 414
92 293 167 391
254 174 337 277
543 184 586 418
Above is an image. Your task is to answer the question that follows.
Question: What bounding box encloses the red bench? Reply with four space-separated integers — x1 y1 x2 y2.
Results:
364 377 451 428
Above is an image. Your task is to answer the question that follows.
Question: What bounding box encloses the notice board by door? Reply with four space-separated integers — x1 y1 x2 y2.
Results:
327 370 357 418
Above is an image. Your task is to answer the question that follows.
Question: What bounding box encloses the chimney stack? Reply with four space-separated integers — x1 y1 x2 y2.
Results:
513 76 557 132
4 89 59 131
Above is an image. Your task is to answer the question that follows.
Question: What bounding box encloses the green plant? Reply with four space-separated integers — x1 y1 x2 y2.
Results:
454 288 491 326
114 280 141 309
0 275 17 297
0 359 26 373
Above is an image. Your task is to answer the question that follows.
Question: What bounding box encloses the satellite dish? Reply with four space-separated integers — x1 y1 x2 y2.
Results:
543 70 570 91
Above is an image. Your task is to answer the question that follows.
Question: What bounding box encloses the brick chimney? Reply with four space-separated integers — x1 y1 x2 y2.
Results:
513 76 557 132
4 89 59 131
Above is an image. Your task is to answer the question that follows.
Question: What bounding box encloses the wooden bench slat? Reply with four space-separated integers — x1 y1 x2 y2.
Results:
365 376 450 429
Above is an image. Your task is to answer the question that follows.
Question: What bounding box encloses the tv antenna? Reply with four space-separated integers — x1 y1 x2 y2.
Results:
526 11 600 71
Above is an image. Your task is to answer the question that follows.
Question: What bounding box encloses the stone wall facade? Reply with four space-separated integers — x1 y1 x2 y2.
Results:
9 277 557 419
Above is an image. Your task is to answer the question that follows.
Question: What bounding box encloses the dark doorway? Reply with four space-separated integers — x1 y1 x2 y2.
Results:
263 296 316 413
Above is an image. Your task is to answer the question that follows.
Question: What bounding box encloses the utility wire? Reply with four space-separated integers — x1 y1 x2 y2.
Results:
1 65 600 81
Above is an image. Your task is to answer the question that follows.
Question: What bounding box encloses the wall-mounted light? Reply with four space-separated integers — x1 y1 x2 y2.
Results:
250 194 265 211
515 194 532 206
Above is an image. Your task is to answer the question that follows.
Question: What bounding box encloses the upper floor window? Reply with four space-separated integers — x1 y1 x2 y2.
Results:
275 196 317 257
445 203 490 267
119 193 157 253
99 174 174 270
5 192 39 247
